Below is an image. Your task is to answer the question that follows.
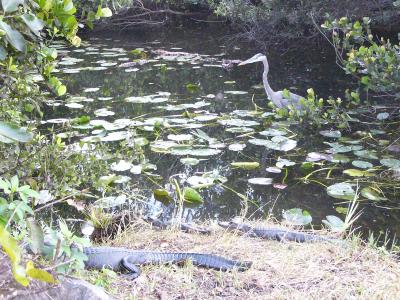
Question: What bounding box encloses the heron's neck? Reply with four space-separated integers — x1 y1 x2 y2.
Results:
262 58 274 99
262 71 274 99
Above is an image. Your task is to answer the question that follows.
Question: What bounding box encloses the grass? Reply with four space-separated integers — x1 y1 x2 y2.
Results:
79 219 400 299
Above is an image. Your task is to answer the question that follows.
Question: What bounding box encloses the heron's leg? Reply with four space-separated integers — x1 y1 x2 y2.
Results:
120 256 141 279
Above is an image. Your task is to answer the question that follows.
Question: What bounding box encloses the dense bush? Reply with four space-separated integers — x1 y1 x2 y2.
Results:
322 16 400 100
208 0 400 45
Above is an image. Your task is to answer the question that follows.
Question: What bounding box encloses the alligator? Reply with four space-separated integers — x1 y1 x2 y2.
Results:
83 246 252 278
145 216 211 235
219 221 337 243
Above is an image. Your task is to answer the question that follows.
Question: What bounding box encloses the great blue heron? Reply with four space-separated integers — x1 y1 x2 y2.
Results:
238 53 305 111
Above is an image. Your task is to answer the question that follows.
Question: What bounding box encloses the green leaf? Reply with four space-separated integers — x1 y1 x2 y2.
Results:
351 160 373 169
380 158 400 169
0 178 11 192
21 14 44 36
183 187 203 205
1 0 25 13
27 218 44 254
282 208 312 225
186 83 199 92
57 85 67 96
100 8 112 18
26 261 58 283
322 215 345 233
343 169 374 177
10 175 19 191
331 154 350 163
0 225 30 286
0 122 33 143
153 189 174 205
230 162 260 170
327 182 356 200
0 46 6 60
0 21 26 52
360 187 387 201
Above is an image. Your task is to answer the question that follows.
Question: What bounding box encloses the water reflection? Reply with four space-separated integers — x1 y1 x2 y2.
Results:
44 25 400 238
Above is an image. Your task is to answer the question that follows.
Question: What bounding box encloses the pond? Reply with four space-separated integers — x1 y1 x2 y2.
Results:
44 25 400 238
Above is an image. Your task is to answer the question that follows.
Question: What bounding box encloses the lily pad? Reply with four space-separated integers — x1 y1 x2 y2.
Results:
306 152 332 162
343 169 374 177
218 118 259 127
352 160 373 169
276 158 295 168
248 178 273 185
330 154 350 163
319 130 341 138
360 187 387 201
230 162 260 170
282 208 312 226
326 182 356 200
259 128 287 137
380 158 400 169
228 143 246 151
322 215 345 233
266 167 282 173
180 157 200 166
354 150 379 160
94 195 127 208
167 134 193 142
111 160 133 172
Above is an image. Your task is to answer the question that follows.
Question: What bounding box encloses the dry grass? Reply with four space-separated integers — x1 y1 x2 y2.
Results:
82 220 400 300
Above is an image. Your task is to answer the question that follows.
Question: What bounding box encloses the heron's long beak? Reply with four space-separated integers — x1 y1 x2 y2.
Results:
238 57 259 66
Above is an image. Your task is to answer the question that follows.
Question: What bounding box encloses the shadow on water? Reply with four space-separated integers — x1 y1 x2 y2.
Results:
45 24 400 239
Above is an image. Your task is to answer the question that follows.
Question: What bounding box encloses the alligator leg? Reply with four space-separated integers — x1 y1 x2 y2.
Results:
120 257 142 279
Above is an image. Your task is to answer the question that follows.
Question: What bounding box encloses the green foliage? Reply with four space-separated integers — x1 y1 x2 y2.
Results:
0 175 39 228
208 0 400 45
322 16 400 99
0 178 59 286
0 0 112 286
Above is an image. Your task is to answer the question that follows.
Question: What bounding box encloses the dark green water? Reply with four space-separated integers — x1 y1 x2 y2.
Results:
45 25 400 237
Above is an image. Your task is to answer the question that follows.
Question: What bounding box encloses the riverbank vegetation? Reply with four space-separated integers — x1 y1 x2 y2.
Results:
3 220 400 298
1 0 400 297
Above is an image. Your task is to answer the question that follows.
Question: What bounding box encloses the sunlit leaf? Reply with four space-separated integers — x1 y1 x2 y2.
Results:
326 182 356 200
183 187 203 205
21 13 44 36
26 261 58 283
360 187 387 201
343 169 374 177
0 20 26 52
322 215 345 232
1 0 25 13
0 122 33 143
282 208 312 225
230 162 259 170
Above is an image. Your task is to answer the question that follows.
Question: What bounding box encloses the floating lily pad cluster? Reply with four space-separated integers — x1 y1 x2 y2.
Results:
41 38 400 226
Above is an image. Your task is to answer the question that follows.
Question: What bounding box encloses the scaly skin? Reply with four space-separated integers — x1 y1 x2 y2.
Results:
83 247 252 278
219 221 337 243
